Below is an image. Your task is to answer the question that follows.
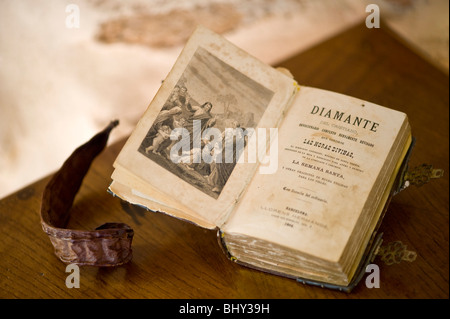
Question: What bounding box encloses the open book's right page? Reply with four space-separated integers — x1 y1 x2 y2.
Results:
222 86 410 264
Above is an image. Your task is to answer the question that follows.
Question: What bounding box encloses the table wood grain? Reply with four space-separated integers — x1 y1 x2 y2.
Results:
1 22 448 299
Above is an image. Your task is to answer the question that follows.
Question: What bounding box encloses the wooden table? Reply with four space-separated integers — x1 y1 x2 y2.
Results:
1 22 448 300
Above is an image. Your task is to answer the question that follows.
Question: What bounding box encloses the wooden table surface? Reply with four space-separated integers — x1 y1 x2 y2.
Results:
1 22 448 300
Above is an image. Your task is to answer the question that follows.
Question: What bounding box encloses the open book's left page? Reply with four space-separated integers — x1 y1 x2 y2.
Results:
110 26 297 228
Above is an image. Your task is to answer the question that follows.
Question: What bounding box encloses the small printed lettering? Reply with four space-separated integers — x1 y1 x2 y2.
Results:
179 303 271 316
299 123 319 130
360 139 375 147
338 133 357 142
321 128 336 135
286 206 308 216
300 162 344 179
223 303 270 314
179 303 214 316
303 139 354 158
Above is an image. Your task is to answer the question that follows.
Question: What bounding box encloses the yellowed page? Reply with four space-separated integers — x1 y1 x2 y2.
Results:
109 180 216 229
222 86 408 263
343 132 411 280
112 25 297 227
109 167 212 227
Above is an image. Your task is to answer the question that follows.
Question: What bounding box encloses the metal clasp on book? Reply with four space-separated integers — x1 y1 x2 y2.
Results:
376 241 417 265
402 164 444 189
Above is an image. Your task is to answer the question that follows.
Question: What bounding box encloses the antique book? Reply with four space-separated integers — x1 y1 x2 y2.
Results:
108 25 413 290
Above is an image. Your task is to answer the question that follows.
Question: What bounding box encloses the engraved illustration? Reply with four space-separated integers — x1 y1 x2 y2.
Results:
138 46 274 198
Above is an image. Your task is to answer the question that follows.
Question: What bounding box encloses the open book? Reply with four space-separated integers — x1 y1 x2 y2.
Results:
108 26 413 290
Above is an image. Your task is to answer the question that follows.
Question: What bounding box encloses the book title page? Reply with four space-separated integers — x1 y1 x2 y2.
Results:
223 86 409 262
